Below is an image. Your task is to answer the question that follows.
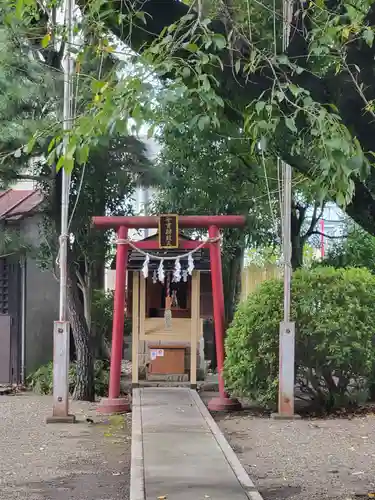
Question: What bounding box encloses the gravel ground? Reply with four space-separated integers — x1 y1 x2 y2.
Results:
215 410 375 500
0 393 131 500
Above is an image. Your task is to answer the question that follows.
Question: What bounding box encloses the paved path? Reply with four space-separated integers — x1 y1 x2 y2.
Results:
131 387 263 500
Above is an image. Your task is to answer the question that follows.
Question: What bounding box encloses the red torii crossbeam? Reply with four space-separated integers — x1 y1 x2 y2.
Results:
93 215 246 413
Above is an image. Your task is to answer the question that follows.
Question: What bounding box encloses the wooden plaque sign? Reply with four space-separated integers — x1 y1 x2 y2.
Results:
159 215 179 249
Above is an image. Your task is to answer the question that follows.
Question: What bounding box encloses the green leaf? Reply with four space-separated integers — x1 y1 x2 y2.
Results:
76 144 90 165
185 43 199 52
64 157 74 173
92 80 108 94
303 96 313 107
285 116 297 133
47 150 56 166
259 136 267 151
201 18 211 27
41 33 51 49
147 124 155 139
363 28 374 47
55 155 75 174
255 101 265 115
212 34 226 50
166 24 177 34
275 90 285 102
198 115 210 131
327 103 339 113
212 93 224 107
26 135 36 154
257 120 269 130
189 115 199 128
200 74 211 91
325 138 343 150
348 154 364 172
235 59 241 74
342 26 350 41
15 0 24 19
288 84 301 98
135 11 147 24
182 67 191 78
319 158 330 174
55 156 65 173
182 13 195 22
48 138 56 153
277 54 289 65
336 191 346 207
199 53 210 65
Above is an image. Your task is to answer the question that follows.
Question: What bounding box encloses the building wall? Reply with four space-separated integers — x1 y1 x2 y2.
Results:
20 215 59 374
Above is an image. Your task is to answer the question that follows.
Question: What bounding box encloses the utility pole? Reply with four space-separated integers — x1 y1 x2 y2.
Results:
272 0 299 419
274 159 297 418
47 0 75 424
141 186 150 238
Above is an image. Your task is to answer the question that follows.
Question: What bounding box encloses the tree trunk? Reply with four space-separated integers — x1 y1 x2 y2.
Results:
82 274 92 331
369 362 375 401
291 202 308 270
67 268 95 401
291 233 304 270
222 229 246 326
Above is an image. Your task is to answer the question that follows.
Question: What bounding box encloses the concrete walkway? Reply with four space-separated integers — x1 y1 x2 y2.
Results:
130 387 263 500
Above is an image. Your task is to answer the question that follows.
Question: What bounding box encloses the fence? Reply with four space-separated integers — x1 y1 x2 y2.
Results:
240 264 281 300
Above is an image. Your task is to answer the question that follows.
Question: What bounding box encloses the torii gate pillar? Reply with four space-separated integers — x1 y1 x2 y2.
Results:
207 225 242 411
97 225 130 414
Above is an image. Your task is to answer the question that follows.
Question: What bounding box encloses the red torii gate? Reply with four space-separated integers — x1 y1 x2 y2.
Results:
92 215 245 413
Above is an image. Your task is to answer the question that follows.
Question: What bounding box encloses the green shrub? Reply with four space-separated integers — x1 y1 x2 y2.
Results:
92 289 132 343
27 362 54 395
224 267 375 412
28 359 110 397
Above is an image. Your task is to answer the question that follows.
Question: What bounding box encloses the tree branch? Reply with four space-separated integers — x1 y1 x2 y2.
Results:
303 201 324 240
310 230 346 240
75 267 86 291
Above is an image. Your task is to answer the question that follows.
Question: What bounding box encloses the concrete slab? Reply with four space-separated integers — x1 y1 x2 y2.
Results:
130 387 263 500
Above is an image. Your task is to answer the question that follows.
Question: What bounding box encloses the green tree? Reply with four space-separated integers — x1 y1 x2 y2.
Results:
10 0 375 238
0 24 56 295
290 188 327 269
154 94 328 325
324 222 375 271
154 99 276 323
38 134 153 400
9 0 375 241
0 25 58 184
0 24 157 399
